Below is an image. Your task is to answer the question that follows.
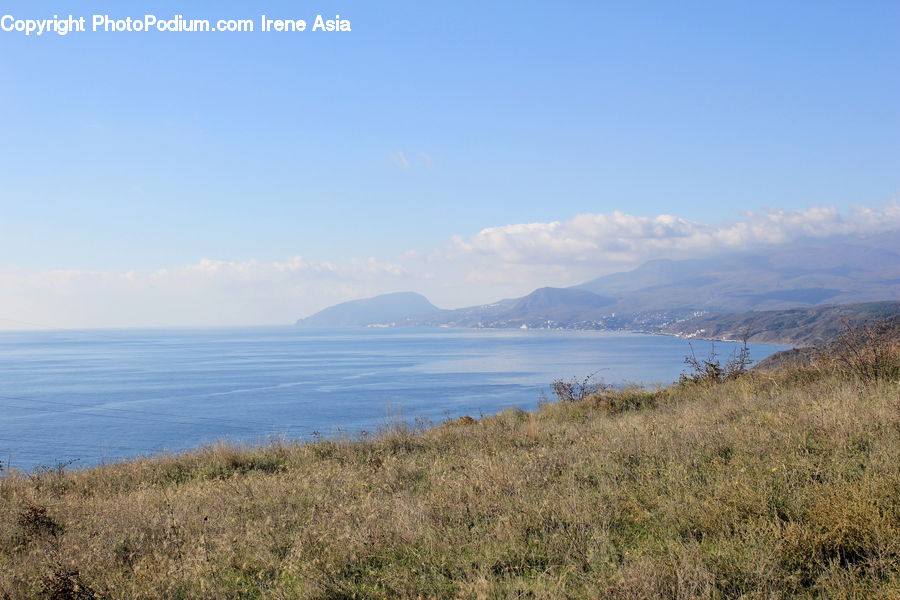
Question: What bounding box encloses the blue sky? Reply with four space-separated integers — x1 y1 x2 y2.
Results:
0 1 898 327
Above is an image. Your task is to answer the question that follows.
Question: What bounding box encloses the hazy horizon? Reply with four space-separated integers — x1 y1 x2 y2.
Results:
2 1 898 329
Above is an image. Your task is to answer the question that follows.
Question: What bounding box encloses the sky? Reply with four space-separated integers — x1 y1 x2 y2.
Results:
0 1 898 328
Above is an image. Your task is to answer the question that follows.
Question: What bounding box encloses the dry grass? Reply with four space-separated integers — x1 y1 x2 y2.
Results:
1 370 898 599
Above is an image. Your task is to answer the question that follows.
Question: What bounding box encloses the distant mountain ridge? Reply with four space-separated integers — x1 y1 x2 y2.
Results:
296 292 437 327
576 232 900 314
296 232 900 332
411 287 617 329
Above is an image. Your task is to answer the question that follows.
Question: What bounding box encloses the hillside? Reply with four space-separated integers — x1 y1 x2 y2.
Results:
1 366 897 598
576 232 900 314
296 292 438 327
412 287 617 329
301 232 900 331
662 301 900 346
752 313 900 371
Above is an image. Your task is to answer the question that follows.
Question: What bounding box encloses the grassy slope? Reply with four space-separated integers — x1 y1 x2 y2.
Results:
663 301 900 346
1 374 898 599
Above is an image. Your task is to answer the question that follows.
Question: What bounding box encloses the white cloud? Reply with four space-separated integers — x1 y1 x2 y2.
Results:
389 151 434 170
1 201 897 329
389 151 410 169
436 201 900 267
0 257 411 330
402 200 900 303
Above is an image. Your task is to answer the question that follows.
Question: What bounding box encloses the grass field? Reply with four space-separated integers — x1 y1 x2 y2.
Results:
1 364 898 599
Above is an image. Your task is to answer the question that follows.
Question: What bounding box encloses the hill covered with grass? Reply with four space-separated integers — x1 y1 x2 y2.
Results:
1 361 898 598
664 301 900 346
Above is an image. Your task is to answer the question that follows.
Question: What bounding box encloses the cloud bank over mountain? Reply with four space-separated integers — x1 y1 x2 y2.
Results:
1 201 897 329
438 202 900 267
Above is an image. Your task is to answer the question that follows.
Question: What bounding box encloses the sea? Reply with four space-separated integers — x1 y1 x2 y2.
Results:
0 327 786 472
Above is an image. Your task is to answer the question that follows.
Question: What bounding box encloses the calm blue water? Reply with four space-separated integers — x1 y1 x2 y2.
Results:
0 327 785 472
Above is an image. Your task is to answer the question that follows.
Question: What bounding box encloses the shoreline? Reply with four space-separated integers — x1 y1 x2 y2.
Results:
2 368 896 598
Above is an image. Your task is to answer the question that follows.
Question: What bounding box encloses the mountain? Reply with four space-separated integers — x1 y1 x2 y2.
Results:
662 301 900 346
576 233 900 314
411 287 616 328
297 232 900 330
296 292 438 327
